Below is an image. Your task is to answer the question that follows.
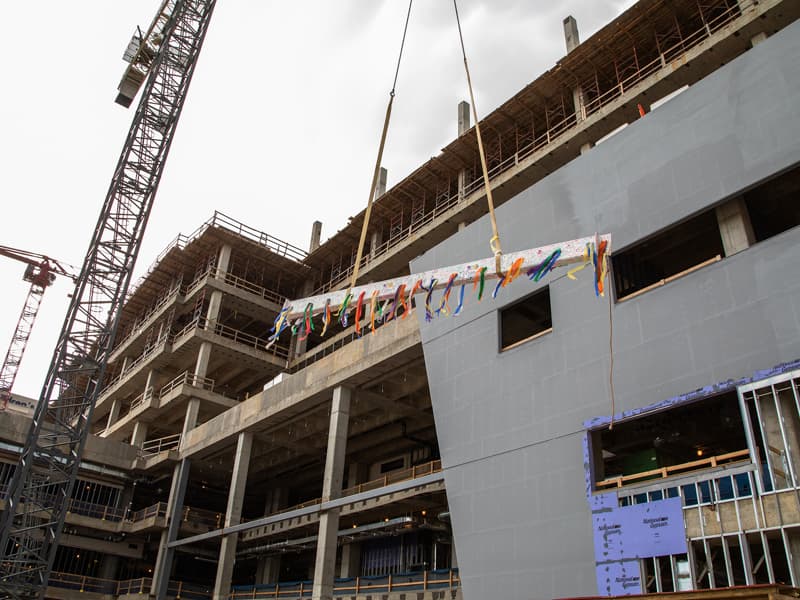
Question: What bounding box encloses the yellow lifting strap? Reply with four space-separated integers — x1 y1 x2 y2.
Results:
453 0 504 278
350 1 413 291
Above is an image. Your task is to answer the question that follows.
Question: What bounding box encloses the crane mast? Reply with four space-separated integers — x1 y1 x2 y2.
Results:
0 1 217 597
0 248 74 412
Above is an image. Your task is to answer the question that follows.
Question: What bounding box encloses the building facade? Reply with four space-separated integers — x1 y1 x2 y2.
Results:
1 0 799 598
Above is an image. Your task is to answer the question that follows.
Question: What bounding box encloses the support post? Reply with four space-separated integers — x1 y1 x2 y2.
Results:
131 421 148 448
213 432 253 599
457 101 471 201
310 221 323 253
369 168 388 261
312 386 351 600
716 197 755 256
151 459 191 599
105 398 122 433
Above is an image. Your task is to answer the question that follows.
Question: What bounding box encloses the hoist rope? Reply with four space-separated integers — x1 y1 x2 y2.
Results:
453 0 504 277
350 0 414 291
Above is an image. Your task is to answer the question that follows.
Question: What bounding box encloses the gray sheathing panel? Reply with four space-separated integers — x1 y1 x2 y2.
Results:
412 20 800 600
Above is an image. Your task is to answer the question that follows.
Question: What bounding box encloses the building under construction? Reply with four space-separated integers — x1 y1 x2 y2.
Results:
2 0 800 598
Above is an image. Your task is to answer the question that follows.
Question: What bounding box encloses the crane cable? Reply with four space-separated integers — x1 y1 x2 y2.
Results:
453 0 504 277
349 0 414 291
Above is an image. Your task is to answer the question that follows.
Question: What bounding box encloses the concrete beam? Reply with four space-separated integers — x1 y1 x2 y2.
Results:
167 471 444 548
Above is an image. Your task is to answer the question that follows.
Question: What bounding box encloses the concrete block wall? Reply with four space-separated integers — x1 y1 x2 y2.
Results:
412 20 800 600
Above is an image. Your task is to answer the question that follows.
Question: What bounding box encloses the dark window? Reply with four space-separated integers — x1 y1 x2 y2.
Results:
499 287 552 351
591 391 748 490
744 164 800 242
612 210 724 300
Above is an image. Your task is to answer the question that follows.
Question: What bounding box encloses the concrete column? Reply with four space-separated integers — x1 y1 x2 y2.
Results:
340 542 361 578
213 432 254 600
312 386 351 600
151 459 191 599
563 16 580 53
345 463 367 489
264 486 288 515
105 398 122 432
457 221 468 232
375 167 387 199
215 244 232 278
716 197 755 256
256 556 281 585
206 292 224 326
369 168 388 261
457 101 471 201
750 32 768 46
182 398 201 438
99 554 119 580
131 421 148 448
564 15 594 156
144 369 160 396
194 342 213 381
309 221 323 253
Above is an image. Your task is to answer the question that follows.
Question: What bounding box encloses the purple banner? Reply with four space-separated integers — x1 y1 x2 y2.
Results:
592 495 687 595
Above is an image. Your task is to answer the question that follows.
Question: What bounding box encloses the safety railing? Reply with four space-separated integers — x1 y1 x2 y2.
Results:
314 0 752 295
48 573 212 598
229 568 460 598
342 460 442 497
199 317 289 360
129 211 306 300
48 571 118 594
125 387 155 418
66 497 126 522
183 505 223 529
140 433 182 457
215 269 286 306
115 280 183 352
595 449 750 490
100 332 171 398
159 370 216 399
130 501 168 522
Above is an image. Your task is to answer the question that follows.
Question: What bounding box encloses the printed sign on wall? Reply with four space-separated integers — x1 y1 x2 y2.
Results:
592 494 687 595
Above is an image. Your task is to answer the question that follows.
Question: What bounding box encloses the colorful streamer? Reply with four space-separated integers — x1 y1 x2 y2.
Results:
424 278 437 322
437 273 457 316
354 291 366 335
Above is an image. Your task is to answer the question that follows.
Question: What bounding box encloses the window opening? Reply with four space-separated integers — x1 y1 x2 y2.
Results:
613 210 723 301
745 164 800 242
499 287 552 351
593 391 748 490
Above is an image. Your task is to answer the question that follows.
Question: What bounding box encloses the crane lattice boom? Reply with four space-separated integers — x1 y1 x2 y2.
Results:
0 1 217 597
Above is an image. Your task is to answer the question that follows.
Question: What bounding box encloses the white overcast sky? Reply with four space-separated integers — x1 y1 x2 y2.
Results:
0 0 634 399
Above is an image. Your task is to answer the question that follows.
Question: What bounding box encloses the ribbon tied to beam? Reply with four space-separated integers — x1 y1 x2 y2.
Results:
268 233 610 344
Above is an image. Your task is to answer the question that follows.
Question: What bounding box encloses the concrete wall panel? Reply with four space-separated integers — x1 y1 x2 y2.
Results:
414 20 800 600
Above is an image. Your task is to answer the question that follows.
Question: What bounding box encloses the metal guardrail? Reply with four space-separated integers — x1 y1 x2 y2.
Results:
229 568 460 599
130 501 168 522
140 433 182 457
129 211 306 300
48 572 213 598
159 370 216 398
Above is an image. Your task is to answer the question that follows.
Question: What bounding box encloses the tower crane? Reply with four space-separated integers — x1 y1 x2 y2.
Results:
0 246 77 411
0 1 218 598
